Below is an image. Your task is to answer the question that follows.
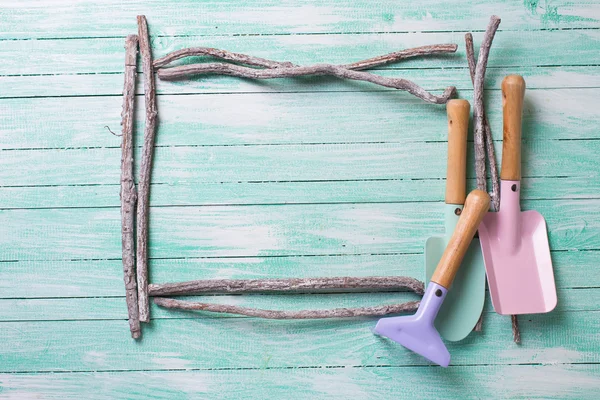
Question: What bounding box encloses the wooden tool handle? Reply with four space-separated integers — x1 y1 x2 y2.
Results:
431 189 490 289
445 99 470 204
500 75 526 181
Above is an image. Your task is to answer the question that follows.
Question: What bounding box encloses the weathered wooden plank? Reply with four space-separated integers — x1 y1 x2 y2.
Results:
0 287 595 321
1 310 598 372
0 199 597 261
0 292 420 321
3 66 600 99
1 139 597 186
2 30 600 77
1 249 596 299
2 176 597 210
2 88 598 150
0 254 421 299
2 1 599 40
1 364 599 399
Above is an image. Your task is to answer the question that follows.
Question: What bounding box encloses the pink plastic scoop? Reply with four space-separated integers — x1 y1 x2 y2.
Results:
478 75 557 315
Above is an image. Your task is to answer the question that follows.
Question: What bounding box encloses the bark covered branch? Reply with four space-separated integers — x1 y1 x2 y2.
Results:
154 44 457 71
136 15 158 323
158 63 456 104
343 44 458 70
466 17 521 343
121 34 140 339
465 33 500 212
154 297 420 319
154 46 296 69
149 276 425 297
472 16 501 192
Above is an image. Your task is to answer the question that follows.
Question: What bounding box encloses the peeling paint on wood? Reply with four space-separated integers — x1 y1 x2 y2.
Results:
2 1 600 397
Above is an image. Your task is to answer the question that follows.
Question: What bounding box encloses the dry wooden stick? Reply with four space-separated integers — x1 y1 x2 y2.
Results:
466 17 521 344
465 34 501 212
136 15 158 323
472 16 501 193
512 314 521 344
154 297 420 319
148 276 425 297
158 63 456 104
465 33 485 334
154 47 296 69
154 44 457 71
343 44 458 70
121 34 140 339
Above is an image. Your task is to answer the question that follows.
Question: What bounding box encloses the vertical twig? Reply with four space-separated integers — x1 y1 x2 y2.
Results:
512 315 521 344
466 18 521 343
465 34 501 212
473 16 501 193
136 15 157 323
121 34 140 339
465 33 485 333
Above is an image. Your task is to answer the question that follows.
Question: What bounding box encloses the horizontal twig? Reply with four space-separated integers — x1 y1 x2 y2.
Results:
148 276 425 297
158 63 456 104
154 297 420 319
154 44 458 71
343 44 458 70
154 46 296 69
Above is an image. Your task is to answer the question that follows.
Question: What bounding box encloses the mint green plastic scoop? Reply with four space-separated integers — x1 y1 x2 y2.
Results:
424 99 486 342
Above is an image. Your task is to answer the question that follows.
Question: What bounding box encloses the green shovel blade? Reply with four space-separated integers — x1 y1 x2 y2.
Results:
425 203 486 341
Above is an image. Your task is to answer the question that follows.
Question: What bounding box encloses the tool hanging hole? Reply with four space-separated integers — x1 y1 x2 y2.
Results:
435 289 443 297
454 208 462 216
511 184 518 192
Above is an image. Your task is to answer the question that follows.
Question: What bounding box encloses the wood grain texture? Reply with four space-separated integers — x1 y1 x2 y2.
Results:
1 249 598 299
1 364 600 399
2 140 599 187
4 66 600 99
1 199 599 262
2 31 600 77
2 176 600 211
501 75 526 181
445 99 470 204
3 1 600 396
0 287 597 322
1 310 599 372
3 88 600 151
1 0 599 39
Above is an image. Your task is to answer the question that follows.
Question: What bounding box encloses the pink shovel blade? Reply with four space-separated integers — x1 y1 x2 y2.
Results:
478 181 557 315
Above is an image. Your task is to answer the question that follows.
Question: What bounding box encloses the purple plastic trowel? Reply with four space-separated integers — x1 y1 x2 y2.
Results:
374 189 490 367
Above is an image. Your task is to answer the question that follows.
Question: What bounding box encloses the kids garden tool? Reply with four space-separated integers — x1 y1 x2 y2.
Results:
478 75 557 315
425 99 486 342
375 189 490 367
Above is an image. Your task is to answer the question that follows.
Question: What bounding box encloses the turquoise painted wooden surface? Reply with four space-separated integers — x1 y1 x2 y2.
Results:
1 1 600 398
